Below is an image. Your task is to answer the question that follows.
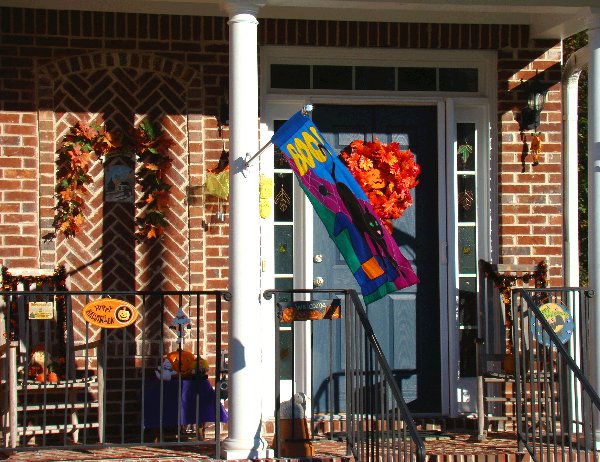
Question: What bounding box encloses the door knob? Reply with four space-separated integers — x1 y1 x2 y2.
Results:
313 277 324 287
313 254 323 263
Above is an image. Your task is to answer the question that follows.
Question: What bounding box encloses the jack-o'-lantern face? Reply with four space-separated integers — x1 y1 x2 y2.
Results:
115 305 133 323
166 350 196 376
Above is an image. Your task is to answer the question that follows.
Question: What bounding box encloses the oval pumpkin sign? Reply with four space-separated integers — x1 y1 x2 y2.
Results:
82 298 138 328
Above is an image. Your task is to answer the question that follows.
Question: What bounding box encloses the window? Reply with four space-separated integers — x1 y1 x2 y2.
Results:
456 122 478 377
270 64 479 92
273 119 295 380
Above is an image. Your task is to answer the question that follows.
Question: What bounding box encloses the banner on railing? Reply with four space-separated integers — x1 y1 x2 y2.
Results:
530 301 574 346
277 299 341 322
271 111 418 304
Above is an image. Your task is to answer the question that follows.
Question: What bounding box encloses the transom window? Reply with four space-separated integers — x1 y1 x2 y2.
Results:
270 64 478 92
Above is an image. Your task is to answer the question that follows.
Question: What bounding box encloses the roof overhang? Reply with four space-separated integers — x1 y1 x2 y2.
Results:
1 0 598 39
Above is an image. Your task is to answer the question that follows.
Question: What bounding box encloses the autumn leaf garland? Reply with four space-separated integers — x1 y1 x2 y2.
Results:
53 119 173 240
134 119 174 240
53 121 118 237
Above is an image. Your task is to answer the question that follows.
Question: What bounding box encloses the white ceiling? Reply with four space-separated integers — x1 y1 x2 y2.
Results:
1 0 598 39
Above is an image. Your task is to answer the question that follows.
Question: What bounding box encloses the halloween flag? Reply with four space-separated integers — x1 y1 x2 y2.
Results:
271 111 418 304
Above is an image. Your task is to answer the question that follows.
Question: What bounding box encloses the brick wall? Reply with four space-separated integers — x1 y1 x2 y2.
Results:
0 8 232 377
257 18 564 285
0 8 564 394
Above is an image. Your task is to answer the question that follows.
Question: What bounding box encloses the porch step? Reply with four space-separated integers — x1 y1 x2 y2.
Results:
17 402 99 412
17 422 100 436
17 376 98 391
485 397 514 402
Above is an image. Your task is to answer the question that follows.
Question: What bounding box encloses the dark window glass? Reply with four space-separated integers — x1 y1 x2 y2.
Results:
274 172 294 222
458 226 476 274
397 67 436 91
279 329 294 379
459 328 477 377
313 65 353 90
439 68 478 92
274 225 294 274
274 120 289 168
355 66 395 91
271 64 310 89
458 277 477 327
458 175 476 223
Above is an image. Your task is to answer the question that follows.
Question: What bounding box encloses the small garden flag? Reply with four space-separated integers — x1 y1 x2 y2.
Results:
271 111 418 305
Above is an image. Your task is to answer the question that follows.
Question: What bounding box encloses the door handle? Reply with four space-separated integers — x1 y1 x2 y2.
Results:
313 254 323 263
313 277 324 287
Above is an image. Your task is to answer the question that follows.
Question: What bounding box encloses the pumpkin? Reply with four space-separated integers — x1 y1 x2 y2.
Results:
35 372 46 382
166 350 196 377
47 372 59 383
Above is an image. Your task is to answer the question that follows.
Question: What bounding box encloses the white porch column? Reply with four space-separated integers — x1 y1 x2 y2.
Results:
587 11 600 400
221 1 271 459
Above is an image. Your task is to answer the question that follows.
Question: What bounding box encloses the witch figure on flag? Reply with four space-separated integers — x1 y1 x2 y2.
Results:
271 110 418 305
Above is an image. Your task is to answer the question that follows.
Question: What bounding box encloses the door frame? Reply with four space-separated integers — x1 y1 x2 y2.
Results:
260 46 496 417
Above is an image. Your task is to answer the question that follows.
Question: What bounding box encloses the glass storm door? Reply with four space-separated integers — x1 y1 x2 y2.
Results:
310 104 441 414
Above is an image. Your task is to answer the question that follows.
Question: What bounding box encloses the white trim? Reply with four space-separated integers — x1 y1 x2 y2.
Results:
445 98 457 417
259 101 310 410
451 104 493 417
262 46 496 100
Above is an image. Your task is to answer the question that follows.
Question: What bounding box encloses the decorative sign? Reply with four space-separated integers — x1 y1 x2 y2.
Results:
105 161 135 203
82 298 138 329
529 302 574 346
28 301 55 320
277 299 342 322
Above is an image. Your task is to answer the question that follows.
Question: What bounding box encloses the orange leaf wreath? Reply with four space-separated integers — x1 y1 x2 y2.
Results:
339 139 420 220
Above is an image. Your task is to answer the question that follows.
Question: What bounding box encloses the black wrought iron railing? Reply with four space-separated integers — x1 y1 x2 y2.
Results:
0 290 229 453
264 288 426 462
512 287 600 461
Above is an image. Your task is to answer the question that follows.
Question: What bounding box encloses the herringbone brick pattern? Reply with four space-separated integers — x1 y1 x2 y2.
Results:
33 55 203 395
52 66 189 294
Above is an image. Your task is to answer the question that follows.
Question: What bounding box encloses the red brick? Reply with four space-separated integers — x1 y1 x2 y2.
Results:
4 124 36 135
517 235 546 245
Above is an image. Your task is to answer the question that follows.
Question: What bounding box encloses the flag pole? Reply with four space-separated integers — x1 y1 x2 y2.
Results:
244 104 313 168
244 140 273 168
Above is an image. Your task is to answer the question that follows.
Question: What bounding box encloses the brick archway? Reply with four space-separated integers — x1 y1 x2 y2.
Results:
37 52 200 293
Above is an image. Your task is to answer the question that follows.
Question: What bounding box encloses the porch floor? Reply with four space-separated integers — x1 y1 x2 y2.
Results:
0 431 528 461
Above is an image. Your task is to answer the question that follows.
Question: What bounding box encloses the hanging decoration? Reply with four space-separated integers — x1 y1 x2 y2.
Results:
339 139 420 223
529 302 574 347
529 133 542 167
170 305 192 345
259 175 274 219
275 184 292 213
271 111 418 305
204 150 229 222
457 142 473 170
53 121 119 237
134 119 174 240
52 119 173 240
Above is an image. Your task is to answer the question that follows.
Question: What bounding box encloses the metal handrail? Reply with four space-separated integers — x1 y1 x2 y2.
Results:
512 287 600 461
264 288 426 462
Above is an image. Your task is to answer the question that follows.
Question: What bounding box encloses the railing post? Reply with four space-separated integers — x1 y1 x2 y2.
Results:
8 340 18 448
97 331 105 444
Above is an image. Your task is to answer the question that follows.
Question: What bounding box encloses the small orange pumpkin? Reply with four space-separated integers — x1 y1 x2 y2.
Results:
47 372 59 383
35 372 46 382
166 350 196 377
